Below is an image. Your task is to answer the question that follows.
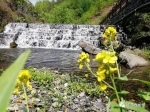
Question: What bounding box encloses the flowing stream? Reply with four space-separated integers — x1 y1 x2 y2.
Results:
0 48 84 73
0 23 126 73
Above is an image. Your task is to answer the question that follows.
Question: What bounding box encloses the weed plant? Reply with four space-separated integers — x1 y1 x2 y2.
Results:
78 27 150 112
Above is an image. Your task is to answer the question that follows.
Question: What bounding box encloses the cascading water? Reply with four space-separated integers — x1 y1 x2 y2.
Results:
0 23 127 49
0 23 128 73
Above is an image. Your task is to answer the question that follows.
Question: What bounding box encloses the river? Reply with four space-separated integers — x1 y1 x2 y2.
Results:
0 48 84 73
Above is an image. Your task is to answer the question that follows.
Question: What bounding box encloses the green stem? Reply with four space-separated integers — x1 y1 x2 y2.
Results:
85 62 114 90
116 61 121 78
115 61 122 92
22 83 29 112
110 74 120 103
102 80 114 90
85 62 97 77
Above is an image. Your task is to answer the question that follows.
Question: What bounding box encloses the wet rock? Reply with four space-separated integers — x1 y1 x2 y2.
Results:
119 50 149 68
10 42 18 48
78 40 101 54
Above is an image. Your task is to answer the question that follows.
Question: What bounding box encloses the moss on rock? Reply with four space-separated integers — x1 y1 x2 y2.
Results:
10 42 17 48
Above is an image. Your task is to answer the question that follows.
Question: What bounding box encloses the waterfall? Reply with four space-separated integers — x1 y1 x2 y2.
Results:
0 23 127 49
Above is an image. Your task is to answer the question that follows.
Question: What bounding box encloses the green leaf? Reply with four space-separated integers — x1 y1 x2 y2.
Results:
115 101 149 112
137 90 150 101
0 50 31 112
133 79 150 86
110 91 129 101
110 101 126 112
120 90 129 94
118 76 128 81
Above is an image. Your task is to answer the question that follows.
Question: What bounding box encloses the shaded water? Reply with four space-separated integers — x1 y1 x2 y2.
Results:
0 48 83 73
1 48 150 77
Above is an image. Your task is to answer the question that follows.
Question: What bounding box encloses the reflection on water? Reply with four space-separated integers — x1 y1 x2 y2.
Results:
0 48 150 77
0 48 82 73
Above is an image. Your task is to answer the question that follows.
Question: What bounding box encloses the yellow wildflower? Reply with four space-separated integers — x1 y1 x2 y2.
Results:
17 99 22 103
79 64 84 69
103 39 109 45
96 69 106 76
101 27 118 46
14 70 32 95
102 34 107 39
97 73 105 82
97 64 105 70
13 88 20 95
103 54 117 64
94 51 106 62
78 52 90 69
22 93 27 99
100 83 107 91
94 50 117 64
27 81 32 89
106 27 117 36
109 67 118 73
85 74 88 78
18 70 31 84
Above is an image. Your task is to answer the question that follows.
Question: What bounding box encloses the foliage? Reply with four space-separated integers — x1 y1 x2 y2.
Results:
0 50 30 112
34 0 117 24
78 26 149 111
28 67 102 96
0 0 117 31
125 13 150 39
0 0 38 32
142 48 150 60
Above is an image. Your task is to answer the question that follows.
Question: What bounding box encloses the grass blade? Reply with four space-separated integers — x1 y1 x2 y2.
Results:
0 50 31 112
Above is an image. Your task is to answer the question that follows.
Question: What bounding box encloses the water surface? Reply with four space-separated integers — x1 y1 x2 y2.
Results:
0 48 84 73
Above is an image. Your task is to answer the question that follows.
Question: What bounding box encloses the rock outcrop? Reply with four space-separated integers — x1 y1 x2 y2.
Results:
78 40 101 54
119 49 149 68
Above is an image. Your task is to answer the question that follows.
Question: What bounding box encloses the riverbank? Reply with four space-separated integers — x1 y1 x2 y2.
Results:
6 66 150 111
8 67 107 112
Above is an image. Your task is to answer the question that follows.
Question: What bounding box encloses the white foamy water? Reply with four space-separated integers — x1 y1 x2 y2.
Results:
0 23 127 49
0 23 105 49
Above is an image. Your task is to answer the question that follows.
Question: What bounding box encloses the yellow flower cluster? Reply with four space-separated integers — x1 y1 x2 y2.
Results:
77 52 90 69
14 70 32 95
94 50 117 64
94 50 118 91
101 27 117 45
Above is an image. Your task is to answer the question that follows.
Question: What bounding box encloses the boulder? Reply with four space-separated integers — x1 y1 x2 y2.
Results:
78 40 101 54
10 42 18 48
119 50 149 68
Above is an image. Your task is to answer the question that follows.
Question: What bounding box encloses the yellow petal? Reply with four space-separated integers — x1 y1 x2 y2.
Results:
85 74 88 78
103 58 108 64
96 69 106 76
97 76 102 82
79 64 83 69
109 67 118 73
100 83 107 91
